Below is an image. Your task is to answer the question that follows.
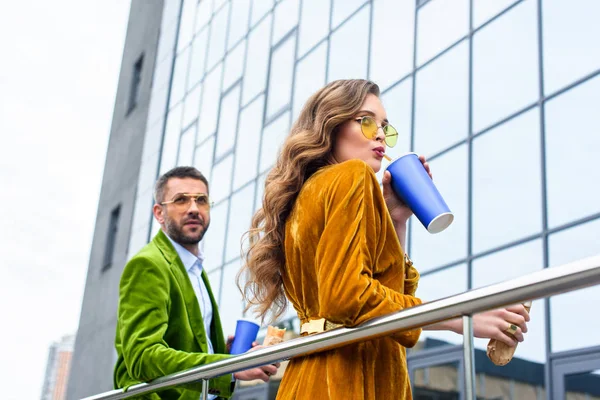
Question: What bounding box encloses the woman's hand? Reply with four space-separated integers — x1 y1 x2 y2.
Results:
470 304 530 347
382 154 432 225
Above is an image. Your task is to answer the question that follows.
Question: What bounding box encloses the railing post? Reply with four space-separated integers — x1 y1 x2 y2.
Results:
201 379 208 400
462 315 476 400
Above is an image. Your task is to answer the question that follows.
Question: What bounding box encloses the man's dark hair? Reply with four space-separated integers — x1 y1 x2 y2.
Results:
154 166 209 203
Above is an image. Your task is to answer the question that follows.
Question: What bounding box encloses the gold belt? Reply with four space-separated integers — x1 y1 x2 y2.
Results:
300 318 343 335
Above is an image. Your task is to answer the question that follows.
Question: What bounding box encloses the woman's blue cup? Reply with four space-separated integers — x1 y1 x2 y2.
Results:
229 319 260 354
386 152 454 234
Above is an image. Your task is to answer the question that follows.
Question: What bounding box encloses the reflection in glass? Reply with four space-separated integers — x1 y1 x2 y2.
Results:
194 136 215 184
332 0 366 29
243 15 272 104
411 146 468 272
202 200 229 272
272 0 299 45
563 369 600 400
549 218 600 353
178 124 196 166
211 154 234 203
219 259 246 336
206 3 230 71
159 105 183 175
328 5 370 83
545 76 600 228
197 64 223 144
472 0 518 28
215 84 241 159
267 36 296 117
227 0 251 50
292 41 326 120
195 0 213 34
177 0 197 52
472 240 546 363
414 41 468 157
417 0 468 66
472 0 538 132
226 183 256 261
182 84 202 128
414 265 467 348
223 40 246 91
250 0 274 27
412 362 461 398
297 0 331 57
260 112 290 173
169 48 191 108
542 0 600 94
472 108 542 253
369 0 415 91
187 28 209 91
233 95 264 190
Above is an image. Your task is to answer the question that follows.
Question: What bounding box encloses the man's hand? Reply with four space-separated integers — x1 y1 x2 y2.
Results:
232 345 280 382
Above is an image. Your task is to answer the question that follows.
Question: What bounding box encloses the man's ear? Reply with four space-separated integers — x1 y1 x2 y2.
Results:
152 203 164 225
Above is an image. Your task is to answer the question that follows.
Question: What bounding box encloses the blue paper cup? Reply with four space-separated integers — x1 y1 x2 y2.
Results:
386 153 454 234
229 319 260 354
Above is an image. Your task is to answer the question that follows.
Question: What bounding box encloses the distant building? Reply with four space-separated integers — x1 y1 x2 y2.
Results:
41 335 75 400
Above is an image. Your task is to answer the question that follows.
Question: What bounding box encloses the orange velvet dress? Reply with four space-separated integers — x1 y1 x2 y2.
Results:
277 159 423 400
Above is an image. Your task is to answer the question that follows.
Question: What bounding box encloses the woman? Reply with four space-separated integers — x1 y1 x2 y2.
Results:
240 79 529 399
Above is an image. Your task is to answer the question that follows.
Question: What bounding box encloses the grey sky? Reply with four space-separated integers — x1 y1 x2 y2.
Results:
0 1 130 398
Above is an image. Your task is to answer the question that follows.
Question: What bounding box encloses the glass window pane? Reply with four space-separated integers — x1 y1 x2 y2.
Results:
206 3 230 70
211 154 234 203
332 0 367 29
228 0 251 50
202 199 229 268
549 218 600 353
412 362 461 397
147 85 168 135
251 0 274 27
542 0 600 94
369 0 415 91
254 172 267 213
411 146 468 272
545 76 600 228
380 79 412 154
472 0 539 132
472 0 518 28
292 41 327 120
416 0 468 66
272 0 299 45
472 108 542 253
208 269 222 306
159 104 183 174
158 18 179 64
260 111 290 173
234 95 265 190
194 135 215 181
187 27 209 90
267 35 296 117
328 5 370 83
153 56 174 92
223 39 246 90
472 240 546 364
177 0 197 52
243 15 272 104
415 265 467 348
182 84 202 128
298 0 331 57
169 48 191 108
197 63 223 143
215 84 241 159
414 41 468 157
138 149 160 195
195 0 213 34
219 259 246 336
178 123 196 165
226 183 256 261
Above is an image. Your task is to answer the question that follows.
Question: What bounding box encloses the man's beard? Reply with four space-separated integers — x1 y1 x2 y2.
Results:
164 215 208 245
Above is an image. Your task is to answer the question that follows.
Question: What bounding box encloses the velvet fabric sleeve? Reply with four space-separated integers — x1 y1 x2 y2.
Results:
314 160 422 347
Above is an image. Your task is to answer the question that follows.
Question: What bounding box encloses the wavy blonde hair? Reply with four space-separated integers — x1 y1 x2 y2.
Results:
238 79 381 322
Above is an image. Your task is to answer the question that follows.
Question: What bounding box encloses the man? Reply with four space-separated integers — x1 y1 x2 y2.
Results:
114 166 277 399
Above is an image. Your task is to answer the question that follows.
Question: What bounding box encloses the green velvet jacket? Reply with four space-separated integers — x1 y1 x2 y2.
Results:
114 230 234 399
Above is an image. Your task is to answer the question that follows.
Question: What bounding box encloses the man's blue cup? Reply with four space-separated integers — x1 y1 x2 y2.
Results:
386 152 454 234
229 319 260 354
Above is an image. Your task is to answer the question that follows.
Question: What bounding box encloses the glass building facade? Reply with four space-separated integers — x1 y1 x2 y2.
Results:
126 0 600 398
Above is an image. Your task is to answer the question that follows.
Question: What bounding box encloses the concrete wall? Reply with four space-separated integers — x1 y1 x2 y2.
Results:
66 2 164 398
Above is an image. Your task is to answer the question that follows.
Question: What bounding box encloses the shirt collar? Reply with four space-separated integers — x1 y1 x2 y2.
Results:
164 231 205 273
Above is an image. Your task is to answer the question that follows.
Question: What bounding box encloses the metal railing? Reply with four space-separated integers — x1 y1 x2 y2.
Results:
83 255 600 400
